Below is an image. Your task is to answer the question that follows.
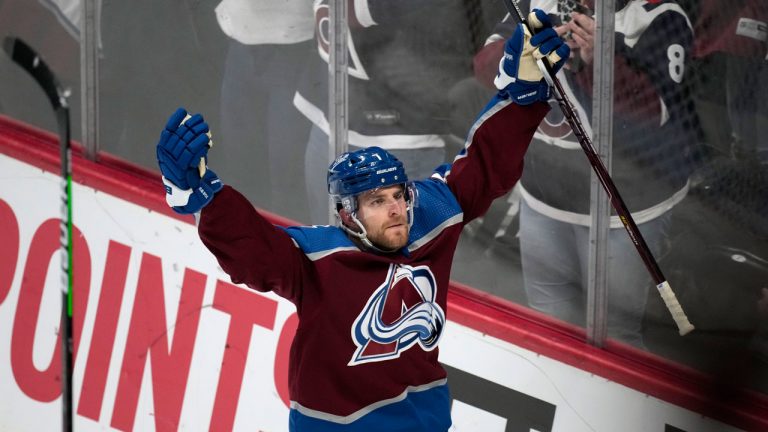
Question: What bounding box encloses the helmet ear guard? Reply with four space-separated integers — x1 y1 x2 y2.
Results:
340 195 356 214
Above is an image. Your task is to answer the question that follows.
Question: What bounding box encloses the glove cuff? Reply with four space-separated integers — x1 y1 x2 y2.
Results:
494 57 516 90
163 172 223 215
163 177 193 207
501 80 551 105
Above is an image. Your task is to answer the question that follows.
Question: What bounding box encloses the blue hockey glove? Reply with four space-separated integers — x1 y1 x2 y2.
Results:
157 107 213 190
494 9 570 105
157 107 222 214
163 168 223 214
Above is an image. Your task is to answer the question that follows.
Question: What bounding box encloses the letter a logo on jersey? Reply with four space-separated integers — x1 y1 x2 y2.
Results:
348 264 445 366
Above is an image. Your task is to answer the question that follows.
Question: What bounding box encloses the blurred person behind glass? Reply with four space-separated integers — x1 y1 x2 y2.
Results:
679 0 768 389
294 0 482 225
215 0 315 222
685 0 768 163
473 0 699 349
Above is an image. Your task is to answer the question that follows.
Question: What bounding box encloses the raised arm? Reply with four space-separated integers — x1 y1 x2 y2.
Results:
156 108 308 303
447 10 569 222
198 186 308 303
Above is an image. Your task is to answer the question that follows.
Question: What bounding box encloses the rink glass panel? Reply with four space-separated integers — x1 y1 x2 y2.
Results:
0 0 765 395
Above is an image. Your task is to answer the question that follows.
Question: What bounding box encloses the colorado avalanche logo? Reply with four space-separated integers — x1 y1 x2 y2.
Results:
348 264 445 366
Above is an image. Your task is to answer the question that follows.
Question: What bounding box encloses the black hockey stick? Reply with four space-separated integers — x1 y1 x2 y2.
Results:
501 0 694 335
3 37 75 429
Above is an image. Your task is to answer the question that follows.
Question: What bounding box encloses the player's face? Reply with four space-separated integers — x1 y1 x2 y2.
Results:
356 185 409 250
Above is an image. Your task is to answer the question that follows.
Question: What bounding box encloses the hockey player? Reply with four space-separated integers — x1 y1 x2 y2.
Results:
156 10 569 432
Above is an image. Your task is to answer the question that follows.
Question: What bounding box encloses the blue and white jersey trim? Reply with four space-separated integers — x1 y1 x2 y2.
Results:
289 379 451 431
282 225 358 261
284 179 464 259
408 214 463 252
452 96 512 166
407 179 463 252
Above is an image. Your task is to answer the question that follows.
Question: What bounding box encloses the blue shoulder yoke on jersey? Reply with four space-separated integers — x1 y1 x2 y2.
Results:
407 179 463 252
282 178 464 259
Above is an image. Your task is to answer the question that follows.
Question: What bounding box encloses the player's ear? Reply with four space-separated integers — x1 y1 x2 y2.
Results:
339 208 355 227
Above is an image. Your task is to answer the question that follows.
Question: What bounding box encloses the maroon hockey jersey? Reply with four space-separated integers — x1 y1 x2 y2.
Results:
198 97 548 430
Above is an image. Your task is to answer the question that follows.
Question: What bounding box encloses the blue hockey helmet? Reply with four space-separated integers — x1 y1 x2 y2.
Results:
328 146 408 212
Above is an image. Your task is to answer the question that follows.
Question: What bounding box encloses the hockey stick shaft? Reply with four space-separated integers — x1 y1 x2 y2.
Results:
3 37 75 430
501 0 694 335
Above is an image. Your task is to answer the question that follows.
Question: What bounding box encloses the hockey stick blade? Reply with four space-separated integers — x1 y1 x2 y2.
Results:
3 37 68 111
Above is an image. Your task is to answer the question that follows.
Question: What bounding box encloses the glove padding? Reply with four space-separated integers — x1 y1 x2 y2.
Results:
157 107 222 214
157 107 213 190
163 169 223 214
495 9 570 105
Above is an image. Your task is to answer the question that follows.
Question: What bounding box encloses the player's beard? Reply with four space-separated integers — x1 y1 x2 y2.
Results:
366 216 409 251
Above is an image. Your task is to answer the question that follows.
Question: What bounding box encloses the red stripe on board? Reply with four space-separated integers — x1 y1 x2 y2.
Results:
447 282 768 431
1 114 766 431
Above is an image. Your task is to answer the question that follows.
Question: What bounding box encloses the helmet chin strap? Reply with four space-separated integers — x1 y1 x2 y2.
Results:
340 213 400 254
